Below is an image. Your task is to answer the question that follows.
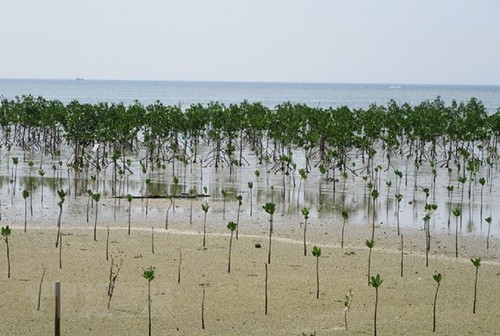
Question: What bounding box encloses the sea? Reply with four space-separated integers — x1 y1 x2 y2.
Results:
1 78 499 112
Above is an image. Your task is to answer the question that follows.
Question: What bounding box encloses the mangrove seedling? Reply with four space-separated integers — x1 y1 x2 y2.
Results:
432 272 442 332
341 210 348 248
395 193 403 235
37 265 46 311
107 256 123 309
366 239 375 286
452 207 461 257
127 194 132 235
202 203 209 247
38 169 45 206
263 202 276 264
227 221 237 273
471 257 481 314
301 207 310 256
1 225 11 278
22 190 29 232
343 289 354 331
177 250 182 284
142 266 155 336
221 189 228 220
485 216 492 249
236 195 242 239
55 189 67 248
312 246 321 299
189 188 196 225
370 274 383 336
92 192 101 241
201 284 206 329
248 182 254 216
145 178 151 216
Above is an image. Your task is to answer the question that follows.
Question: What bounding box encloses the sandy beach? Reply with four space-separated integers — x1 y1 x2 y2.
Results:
1 196 499 336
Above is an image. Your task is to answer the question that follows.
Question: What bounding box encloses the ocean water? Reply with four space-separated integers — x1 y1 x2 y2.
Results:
1 78 499 112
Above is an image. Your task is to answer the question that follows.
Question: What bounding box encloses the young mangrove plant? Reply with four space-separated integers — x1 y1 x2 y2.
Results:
55 189 67 248
37 265 46 311
370 189 379 240
107 257 123 309
263 202 276 264
1 225 11 278
22 190 29 232
370 274 383 336
471 257 481 314
301 207 310 256
485 216 492 249
343 289 354 331
395 193 403 235
432 272 442 332
366 239 375 286
452 207 461 257
127 193 132 235
202 203 209 247
248 182 254 216
92 192 101 241
236 195 242 239
227 221 237 273
341 210 348 248
312 245 321 299
142 266 155 336
165 195 173 229
221 189 228 220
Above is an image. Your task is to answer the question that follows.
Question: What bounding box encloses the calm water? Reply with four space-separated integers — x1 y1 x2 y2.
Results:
1 78 500 238
1 78 500 112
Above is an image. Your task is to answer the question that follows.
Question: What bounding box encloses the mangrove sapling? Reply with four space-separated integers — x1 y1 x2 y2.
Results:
452 207 462 257
485 216 492 249
201 284 206 329
39 169 45 206
172 176 179 212
236 195 242 239
227 221 237 273
366 239 374 286
446 185 454 228
479 177 485 223
127 194 132 235
263 202 276 264
202 203 209 247
221 189 228 220
343 289 354 331
248 182 254 216
92 192 101 241
28 161 34 217
370 189 379 241
471 257 481 314
107 256 122 309
312 246 321 299
37 265 46 311
189 188 196 225
432 272 442 332
301 207 310 256
1 225 11 278
142 266 155 336
341 210 348 248
55 189 67 248
11 157 18 196
22 190 29 232
395 193 403 236
370 274 383 336
86 189 92 223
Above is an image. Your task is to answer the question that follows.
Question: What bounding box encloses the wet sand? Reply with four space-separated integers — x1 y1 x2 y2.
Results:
1 197 499 335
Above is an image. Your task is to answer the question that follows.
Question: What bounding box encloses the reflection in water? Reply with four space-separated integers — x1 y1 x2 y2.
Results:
1 145 499 237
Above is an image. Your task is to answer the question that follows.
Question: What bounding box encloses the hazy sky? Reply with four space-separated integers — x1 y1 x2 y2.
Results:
1 0 499 85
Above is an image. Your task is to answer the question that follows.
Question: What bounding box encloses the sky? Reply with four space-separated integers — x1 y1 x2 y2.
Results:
1 0 499 85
